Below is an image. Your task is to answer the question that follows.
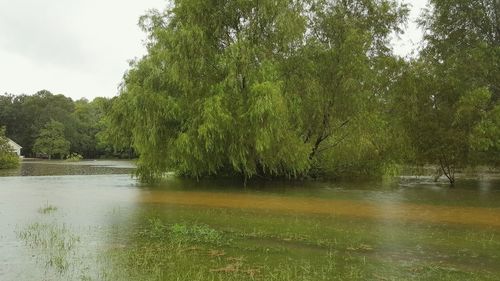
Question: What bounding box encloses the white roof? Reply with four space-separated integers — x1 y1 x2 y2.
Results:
7 138 22 149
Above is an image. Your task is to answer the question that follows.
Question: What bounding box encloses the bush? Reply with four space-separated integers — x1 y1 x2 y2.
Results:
0 127 20 169
65 153 83 162
0 151 19 169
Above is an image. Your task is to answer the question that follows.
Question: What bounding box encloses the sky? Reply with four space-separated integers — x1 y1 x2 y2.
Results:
392 0 429 58
0 0 428 101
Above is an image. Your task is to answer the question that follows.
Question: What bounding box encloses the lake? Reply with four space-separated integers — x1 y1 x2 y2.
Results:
0 160 499 280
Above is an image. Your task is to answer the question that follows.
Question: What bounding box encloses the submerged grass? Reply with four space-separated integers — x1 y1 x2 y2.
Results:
38 203 58 214
97 209 500 281
137 217 225 245
17 222 80 274
16 204 500 280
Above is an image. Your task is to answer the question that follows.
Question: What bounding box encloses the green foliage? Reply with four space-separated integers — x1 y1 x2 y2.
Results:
0 90 75 156
470 103 500 165
33 120 70 160
97 96 136 158
1 0 496 183
0 127 20 169
65 152 83 162
0 91 122 159
395 0 499 183
108 0 408 182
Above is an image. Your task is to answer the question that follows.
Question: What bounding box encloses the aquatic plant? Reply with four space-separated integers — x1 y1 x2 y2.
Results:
38 203 58 214
17 223 80 274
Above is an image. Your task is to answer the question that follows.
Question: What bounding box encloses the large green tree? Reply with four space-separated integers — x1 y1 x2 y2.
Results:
33 120 70 160
396 0 499 184
108 0 408 182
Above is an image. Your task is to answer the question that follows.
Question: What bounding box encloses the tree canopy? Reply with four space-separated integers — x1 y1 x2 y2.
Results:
108 0 409 182
394 0 499 183
33 120 71 160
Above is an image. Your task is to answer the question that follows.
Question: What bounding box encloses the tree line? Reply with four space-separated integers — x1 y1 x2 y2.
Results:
0 90 132 160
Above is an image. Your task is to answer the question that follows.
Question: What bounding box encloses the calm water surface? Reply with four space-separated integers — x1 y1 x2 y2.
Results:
0 160 499 280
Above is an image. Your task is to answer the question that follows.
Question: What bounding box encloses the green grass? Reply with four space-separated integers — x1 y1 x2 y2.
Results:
98 212 498 281
137 217 226 245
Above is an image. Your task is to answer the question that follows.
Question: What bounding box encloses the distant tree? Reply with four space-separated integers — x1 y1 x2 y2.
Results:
0 127 19 169
71 98 105 158
0 90 76 156
97 96 136 158
0 91 122 160
33 120 70 160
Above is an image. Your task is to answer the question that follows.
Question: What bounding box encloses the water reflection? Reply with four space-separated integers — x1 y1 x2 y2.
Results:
0 159 135 177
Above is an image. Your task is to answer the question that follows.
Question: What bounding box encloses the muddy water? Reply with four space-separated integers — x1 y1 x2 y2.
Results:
0 160 499 280
138 191 500 227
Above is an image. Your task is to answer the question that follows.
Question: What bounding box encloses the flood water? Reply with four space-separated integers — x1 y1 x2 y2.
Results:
1 160 499 280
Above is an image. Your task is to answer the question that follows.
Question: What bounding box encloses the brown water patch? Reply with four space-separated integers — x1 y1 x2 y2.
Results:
139 191 500 228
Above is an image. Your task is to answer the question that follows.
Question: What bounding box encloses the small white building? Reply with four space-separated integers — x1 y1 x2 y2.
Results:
7 138 22 157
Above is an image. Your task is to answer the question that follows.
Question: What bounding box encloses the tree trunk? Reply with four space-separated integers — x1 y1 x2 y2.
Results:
438 157 455 185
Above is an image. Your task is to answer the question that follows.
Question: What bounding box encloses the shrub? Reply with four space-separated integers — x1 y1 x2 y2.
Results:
65 152 83 162
0 127 20 169
0 152 19 169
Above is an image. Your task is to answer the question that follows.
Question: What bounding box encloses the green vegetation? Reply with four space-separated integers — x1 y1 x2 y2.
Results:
0 126 19 169
65 152 83 162
0 91 129 159
394 0 500 184
138 218 225 246
106 0 410 182
17 205 500 281
107 211 499 281
33 120 71 160
17 222 80 274
38 203 58 214
0 0 498 182
104 0 498 183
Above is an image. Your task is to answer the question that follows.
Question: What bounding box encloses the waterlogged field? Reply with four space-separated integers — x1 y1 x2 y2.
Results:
0 161 500 280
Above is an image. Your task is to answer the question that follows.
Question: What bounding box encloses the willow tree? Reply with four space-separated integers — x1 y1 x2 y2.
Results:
111 0 407 182
281 0 408 177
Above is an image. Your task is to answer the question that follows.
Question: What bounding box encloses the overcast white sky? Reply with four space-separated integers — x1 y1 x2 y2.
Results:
0 0 428 100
